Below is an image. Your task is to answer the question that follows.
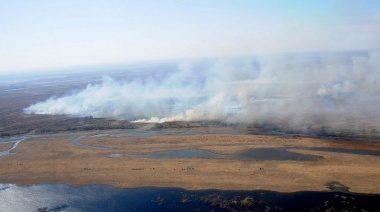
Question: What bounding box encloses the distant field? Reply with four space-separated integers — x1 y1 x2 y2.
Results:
0 66 167 136
1 62 380 139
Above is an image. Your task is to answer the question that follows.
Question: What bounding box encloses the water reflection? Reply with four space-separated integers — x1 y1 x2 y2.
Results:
0 184 379 212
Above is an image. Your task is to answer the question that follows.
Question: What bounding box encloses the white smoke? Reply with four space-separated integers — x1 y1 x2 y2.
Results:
24 51 380 134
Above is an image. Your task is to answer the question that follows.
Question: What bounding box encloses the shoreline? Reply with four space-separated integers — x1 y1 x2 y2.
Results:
1 183 379 196
2 183 379 212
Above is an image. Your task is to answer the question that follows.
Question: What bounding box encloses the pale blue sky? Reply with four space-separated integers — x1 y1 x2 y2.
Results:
1 0 380 73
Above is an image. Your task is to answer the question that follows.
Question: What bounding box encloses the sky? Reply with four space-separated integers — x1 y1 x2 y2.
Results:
1 0 380 74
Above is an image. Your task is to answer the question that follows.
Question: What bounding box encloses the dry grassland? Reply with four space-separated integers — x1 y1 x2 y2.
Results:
0 130 379 194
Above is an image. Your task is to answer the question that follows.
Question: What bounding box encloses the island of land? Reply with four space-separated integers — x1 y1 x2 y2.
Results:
1 125 379 194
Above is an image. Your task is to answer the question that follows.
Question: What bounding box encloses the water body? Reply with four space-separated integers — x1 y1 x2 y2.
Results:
125 148 322 161
0 137 28 156
0 184 379 212
295 147 380 156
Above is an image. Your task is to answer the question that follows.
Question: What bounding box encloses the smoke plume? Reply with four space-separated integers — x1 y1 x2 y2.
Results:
24 51 380 135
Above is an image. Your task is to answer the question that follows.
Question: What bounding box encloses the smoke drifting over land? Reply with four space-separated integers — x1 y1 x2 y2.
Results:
24 51 380 135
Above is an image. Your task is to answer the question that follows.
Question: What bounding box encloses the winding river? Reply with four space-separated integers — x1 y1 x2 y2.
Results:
0 137 28 156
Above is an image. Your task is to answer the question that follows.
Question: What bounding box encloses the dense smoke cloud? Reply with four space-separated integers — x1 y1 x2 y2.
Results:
24 51 380 135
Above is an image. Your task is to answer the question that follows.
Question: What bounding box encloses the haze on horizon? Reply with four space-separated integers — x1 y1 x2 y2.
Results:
1 0 380 74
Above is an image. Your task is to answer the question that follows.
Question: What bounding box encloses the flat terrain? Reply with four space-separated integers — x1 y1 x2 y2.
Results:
1 69 380 195
1 127 379 194
0 69 156 136
0 143 12 152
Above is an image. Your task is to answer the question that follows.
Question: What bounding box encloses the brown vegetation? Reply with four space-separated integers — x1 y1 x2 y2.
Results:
0 143 12 152
0 131 379 194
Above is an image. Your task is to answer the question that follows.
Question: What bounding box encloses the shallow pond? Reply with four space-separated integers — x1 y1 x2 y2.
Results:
296 147 380 156
126 148 322 161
